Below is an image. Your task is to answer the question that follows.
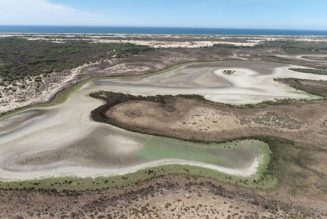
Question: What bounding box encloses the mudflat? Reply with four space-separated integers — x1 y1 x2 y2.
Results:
95 60 327 104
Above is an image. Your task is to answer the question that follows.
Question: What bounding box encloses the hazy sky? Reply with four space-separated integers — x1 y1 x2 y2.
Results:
0 0 327 30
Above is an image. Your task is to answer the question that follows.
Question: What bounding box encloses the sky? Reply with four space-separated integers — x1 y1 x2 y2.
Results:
0 0 327 30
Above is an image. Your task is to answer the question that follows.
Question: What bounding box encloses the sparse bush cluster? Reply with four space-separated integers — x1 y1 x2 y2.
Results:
223 69 236 75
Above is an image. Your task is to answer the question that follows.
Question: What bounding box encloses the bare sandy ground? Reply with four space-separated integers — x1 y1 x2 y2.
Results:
96 61 327 104
94 39 259 48
0 61 102 114
15 34 327 48
20 34 263 48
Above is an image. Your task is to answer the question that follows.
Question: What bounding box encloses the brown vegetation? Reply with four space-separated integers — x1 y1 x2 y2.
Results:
92 91 327 148
0 175 325 218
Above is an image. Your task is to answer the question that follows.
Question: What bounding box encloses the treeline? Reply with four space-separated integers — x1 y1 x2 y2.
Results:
257 40 327 53
212 40 327 53
0 37 152 82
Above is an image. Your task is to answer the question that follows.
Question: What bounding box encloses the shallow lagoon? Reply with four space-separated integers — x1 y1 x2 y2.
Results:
2 60 326 181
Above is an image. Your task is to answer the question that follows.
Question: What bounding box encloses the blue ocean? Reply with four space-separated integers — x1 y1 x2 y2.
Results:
0 26 326 36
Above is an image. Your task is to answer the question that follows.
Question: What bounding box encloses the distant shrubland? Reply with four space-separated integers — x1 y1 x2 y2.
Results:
0 37 151 83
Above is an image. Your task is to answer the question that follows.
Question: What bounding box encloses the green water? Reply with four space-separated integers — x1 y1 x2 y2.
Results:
138 137 270 169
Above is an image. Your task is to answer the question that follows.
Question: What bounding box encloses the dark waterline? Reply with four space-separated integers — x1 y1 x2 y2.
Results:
0 26 327 36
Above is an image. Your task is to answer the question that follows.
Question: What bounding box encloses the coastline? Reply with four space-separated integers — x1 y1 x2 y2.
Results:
0 25 327 36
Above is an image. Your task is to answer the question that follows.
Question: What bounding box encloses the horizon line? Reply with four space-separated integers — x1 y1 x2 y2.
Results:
0 25 326 32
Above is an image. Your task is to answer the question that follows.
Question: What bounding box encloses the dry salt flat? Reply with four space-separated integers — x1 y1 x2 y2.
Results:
96 60 327 104
1 60 327 181
0 79 263 181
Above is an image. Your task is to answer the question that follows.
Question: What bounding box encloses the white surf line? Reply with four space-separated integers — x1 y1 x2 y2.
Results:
0 156 262 182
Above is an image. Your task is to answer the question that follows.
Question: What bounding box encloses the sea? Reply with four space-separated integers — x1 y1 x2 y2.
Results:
0 26 326 36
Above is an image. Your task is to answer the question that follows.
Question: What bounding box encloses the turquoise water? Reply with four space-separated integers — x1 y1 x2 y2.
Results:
0 25 326 36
